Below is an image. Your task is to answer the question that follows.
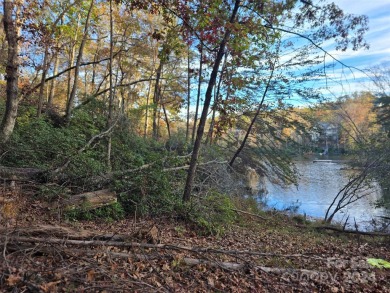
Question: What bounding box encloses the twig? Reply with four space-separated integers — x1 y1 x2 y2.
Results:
232 208 268 220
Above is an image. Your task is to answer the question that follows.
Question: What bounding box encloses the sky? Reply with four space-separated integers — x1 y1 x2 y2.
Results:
320 0 390 96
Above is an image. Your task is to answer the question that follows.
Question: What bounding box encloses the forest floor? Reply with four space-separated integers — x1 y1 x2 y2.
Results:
1 191 390 292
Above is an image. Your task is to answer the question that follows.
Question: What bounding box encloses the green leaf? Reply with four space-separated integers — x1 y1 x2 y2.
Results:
367 258 390 269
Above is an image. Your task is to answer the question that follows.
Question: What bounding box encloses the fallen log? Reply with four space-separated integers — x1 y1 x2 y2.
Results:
182 257 321 276
64 189 117 210
0 166 43 181
0 225 94 239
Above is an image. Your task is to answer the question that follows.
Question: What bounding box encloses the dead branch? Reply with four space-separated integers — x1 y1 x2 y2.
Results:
313 225 390 237
0 235 327 260
182 258 321 276
0 166 42 181
163 160 228 172
92 157 223 184
232 208 268 220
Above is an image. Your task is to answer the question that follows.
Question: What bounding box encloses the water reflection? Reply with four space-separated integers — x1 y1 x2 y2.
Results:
263 157 388 230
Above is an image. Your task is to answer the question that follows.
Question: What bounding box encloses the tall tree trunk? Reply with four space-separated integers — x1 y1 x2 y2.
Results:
106 0 115 172
183 0 241 202
144 47 158 138
0 0 21 144
186 46 191 142
152 62 163 139
206 54 227 145
65 0 94 124
162 103 171 140
37 45 50 117
47 50 60 110
91 40 101 93
192 46 203 144
107 0 115 126
66 15 80 102
229 64 275 167
144 79 153 138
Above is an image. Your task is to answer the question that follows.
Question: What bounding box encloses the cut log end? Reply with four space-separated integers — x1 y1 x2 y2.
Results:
64 189 117 210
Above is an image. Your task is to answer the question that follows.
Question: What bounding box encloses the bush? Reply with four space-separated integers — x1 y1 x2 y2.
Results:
115 165 181 216
65 202 125 221
187 191 237 236
36 184 71 203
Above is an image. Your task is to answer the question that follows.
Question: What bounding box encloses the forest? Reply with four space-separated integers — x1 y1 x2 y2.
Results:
1 0 390 291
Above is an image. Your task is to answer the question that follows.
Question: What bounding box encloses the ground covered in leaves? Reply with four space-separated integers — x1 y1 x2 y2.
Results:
1 195 390 292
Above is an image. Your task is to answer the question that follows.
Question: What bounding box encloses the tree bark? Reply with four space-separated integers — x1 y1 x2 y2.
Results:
206 54 227 145
152 62 163 139
162 102 171 139
37 45 50 117
0 0 21 144
47 49 60 110
183 0 241 202
64 189 117 210
65 0 94 124
191 45 203 144
106 0 115 172
66 14 80 105
107 0 115 126
186 46 191 142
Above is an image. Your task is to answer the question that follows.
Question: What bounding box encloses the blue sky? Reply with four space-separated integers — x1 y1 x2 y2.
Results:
320 0 390 96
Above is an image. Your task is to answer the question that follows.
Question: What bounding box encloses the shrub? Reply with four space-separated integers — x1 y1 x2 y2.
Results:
187 191 237 236
65 202 125 221
115 166 181 216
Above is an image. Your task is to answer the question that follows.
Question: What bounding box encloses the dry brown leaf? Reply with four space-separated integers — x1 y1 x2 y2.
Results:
207 276 215 287
40 280 61 292
162 263 170 271
86 269 95 282
6 274 21 286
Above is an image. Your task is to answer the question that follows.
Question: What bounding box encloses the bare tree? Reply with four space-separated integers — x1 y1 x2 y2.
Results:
324 159 380 224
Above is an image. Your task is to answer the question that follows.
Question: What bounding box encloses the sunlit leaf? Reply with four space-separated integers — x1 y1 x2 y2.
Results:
367 258 390 269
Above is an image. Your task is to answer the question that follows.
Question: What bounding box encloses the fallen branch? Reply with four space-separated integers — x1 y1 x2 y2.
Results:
183 258 320 277
0 166 43 181
232 208 268 220
91 156 221 183
1 235 326 260
313 225 390 237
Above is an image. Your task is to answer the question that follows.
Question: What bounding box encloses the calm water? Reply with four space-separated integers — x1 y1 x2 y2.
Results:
263 157 388 230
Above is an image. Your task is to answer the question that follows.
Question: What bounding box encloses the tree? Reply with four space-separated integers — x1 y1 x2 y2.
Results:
65 0 95 123
1 0 22 144
182 0 241 202
175 0 369 201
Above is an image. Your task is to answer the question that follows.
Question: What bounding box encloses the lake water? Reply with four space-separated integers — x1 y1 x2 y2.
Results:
262 157 388 230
